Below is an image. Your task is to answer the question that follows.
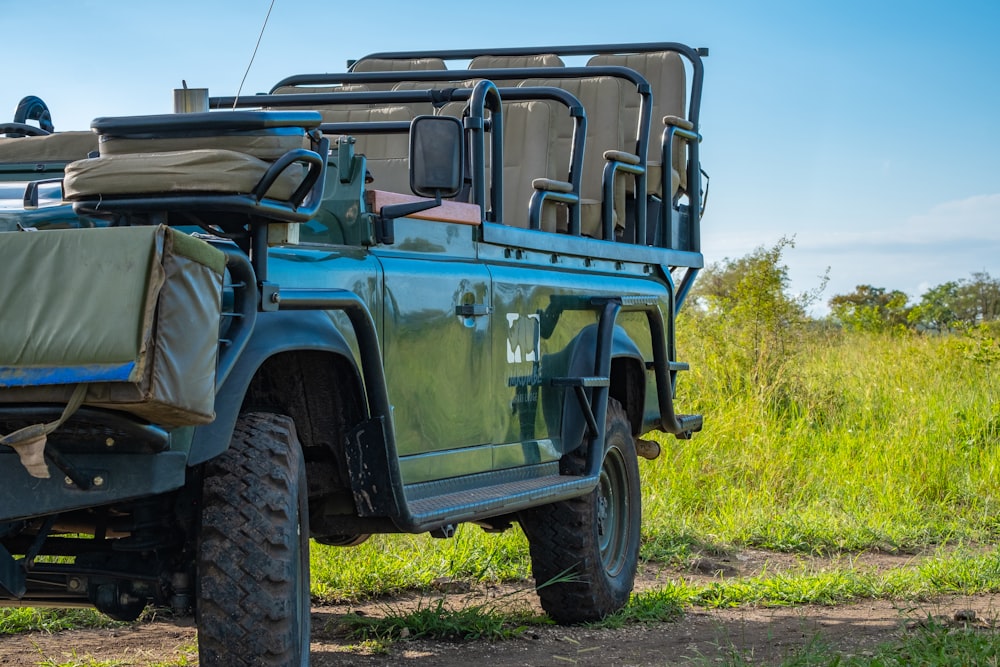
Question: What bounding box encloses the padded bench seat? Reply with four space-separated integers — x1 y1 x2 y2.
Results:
63 111 323 206
63 149 308 201
588 51 689 196
98 128 308 161
0 131 98 163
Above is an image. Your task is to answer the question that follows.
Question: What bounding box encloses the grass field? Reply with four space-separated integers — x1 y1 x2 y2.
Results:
306 313 1000 600
307 317 1000 666
4 247 1000 664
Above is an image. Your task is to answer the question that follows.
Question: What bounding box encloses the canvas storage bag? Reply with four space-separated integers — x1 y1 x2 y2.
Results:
0 225 226 477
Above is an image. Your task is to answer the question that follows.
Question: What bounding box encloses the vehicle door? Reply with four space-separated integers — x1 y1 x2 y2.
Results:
374 216 497 486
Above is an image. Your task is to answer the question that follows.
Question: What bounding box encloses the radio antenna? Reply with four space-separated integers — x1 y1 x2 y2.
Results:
233 0 276 109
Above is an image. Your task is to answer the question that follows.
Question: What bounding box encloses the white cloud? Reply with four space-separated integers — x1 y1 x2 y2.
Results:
908 193 1000 236
790 193 1000 311
698 194 1000 315
795 193 1000 251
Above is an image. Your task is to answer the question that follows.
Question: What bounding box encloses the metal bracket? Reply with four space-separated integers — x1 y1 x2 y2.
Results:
0 543 25 598
259 281 280 312
0 514 56 598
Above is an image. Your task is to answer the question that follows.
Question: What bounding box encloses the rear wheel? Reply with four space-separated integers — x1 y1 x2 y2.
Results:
519 399 641 623
196 412 311 666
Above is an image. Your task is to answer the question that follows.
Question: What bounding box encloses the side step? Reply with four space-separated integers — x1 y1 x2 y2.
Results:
550 375 609 438
405 474 595 532
674 413 703 439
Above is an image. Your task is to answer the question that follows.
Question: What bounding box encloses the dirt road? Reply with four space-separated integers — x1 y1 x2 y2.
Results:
3 550 998 666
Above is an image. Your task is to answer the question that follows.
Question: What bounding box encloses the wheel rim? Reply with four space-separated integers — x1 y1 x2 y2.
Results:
597 445 630 577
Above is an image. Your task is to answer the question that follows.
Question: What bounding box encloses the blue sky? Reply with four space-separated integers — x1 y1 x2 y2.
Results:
4 0 998 312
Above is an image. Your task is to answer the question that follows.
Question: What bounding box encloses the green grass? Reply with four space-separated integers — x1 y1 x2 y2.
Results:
862 620 999 666
6 296 1000 665
338 596 543 643
305 324 1000 602
620 547 1000 611
34 654 128 667
645 325 1000 556
702 620 999 667
0 608 124 635
309 527 532 602
28 642 198 667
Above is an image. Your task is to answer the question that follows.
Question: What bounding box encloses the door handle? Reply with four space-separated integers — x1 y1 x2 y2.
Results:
456 303 492 317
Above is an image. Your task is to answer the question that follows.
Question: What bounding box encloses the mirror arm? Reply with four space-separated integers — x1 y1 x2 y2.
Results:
375 191 443 245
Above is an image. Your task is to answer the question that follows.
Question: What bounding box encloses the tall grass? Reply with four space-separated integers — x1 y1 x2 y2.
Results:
309 301 1000 600
651 318 1000 555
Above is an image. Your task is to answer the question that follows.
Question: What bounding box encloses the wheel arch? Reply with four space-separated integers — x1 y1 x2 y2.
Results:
188 310 365 466
558 324 646 452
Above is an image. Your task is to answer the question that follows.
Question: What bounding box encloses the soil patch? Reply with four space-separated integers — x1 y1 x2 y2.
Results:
3 549 997 666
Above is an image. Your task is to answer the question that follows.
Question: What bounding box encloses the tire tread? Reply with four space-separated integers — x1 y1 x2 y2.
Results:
520 400 640 624
197 412 309 666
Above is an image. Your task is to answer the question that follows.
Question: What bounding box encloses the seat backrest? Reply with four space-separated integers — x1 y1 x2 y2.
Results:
390 80 474 116
588 51 687 192
500 100 561 230
271 82 376 110
519 76 632 202
468 54 565 70
321 105 414 193
271 82 371 95
516 76 636 237
351 57 448 90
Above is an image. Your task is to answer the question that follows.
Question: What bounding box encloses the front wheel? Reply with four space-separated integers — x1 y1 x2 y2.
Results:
196 412 311 666
519 399 641 624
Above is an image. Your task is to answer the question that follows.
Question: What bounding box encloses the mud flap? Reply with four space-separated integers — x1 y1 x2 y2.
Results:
345 417 398 517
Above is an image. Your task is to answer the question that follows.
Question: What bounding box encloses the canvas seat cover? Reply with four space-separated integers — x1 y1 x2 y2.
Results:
0 132 98 163
98 128 308 161
0 225 226 478
62 149 307 201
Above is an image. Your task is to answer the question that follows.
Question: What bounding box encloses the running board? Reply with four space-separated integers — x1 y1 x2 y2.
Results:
404 474 595 532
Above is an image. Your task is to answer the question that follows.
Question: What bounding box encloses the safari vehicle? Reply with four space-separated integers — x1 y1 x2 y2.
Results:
0 42 707 665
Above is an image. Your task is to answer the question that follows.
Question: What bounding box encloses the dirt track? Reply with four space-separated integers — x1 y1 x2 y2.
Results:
3 550 998 666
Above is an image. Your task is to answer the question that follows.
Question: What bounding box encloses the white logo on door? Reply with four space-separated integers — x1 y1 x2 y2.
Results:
506 313 541 364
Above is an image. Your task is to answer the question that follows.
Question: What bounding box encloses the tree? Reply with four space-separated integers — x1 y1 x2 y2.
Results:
908 273 1000 332
956 271 1000 324
691 236 821 320
908 281 960 332
687 237 821 390
828 285 910 333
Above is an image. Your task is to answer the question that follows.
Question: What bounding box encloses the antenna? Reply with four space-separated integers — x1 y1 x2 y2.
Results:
233 0 277 109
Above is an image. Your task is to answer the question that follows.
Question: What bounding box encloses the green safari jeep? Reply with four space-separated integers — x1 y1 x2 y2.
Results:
0 41 707 665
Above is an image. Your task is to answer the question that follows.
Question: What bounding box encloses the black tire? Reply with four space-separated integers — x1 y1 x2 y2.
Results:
196 412 311 666
519 399 641 624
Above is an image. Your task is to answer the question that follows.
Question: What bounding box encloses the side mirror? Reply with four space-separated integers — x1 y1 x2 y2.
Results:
374 116 465 244
409 115 463 199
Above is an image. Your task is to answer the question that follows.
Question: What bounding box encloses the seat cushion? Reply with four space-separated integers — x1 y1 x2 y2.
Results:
63 149 306 201
98 128 308 161
0 132 98 163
